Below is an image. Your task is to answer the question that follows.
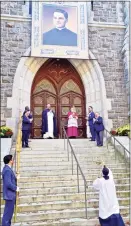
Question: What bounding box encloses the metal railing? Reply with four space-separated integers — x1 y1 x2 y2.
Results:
62 126 88 219
105 128 130 170
14 113 22 222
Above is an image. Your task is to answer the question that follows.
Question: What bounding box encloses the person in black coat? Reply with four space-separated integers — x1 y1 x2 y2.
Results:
22 110 33 148
23 106 33 138
94 112 104 146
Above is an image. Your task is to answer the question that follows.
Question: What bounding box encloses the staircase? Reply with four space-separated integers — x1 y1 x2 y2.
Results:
1 139 130 225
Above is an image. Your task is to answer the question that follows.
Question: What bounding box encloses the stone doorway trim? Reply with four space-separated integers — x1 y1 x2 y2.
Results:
6 48 112 137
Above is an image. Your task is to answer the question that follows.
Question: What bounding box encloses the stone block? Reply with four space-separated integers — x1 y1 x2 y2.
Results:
4 108 12 118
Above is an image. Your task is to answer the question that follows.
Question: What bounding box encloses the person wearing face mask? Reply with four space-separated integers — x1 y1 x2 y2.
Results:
22 110 33 147
43 9 77 46
93 165 125 226
67 106 78 138
94 112 104 146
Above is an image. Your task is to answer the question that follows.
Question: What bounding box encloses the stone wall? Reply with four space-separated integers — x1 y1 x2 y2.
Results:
1 1 24 15
89 26 128 128
1 18 31 125
1 1 129 129
122 2 130 115
93 1 117 23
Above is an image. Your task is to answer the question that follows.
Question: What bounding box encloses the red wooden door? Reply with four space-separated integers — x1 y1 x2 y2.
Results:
31 59 86 138
32 79 57 138
60 79 86 137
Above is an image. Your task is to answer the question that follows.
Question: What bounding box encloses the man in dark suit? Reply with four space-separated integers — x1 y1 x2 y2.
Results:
23 106 33 139
87 106 95 141
22 110 33 147
94 112 104 146
2 155 19 226
43 9 77 46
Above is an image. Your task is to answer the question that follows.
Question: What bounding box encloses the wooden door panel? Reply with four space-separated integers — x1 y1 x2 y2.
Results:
31 59 86 138
33 96 43 105
32 92 57 138
34 128 42 138
34 106 43 116
59 92 85 138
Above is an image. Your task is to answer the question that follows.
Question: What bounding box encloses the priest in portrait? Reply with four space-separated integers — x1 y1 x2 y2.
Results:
41 104 57 139
43 9 77 46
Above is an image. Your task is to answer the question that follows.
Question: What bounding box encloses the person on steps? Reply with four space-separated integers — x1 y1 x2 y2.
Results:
67 106 78 138
22 110 33 147
94 112 104 146
2 155 19 226
93 165 125 226
87 106 95 141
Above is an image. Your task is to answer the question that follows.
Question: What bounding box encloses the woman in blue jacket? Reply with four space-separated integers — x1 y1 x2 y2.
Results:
94 112 104 146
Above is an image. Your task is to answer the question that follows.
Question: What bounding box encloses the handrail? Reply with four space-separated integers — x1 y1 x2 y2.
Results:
105 128 130 170
62 126 88 219
14 112 22 222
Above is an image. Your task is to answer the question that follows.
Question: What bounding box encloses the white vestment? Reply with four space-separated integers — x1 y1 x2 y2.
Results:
43 111 54 138
93 168 119 219
68 114 78 128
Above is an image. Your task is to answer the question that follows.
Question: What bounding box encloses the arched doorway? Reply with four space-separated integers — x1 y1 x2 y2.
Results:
31 58 86 138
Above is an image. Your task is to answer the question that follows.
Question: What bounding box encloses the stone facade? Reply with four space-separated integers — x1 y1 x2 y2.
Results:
122 2 130 115
1 1 129 132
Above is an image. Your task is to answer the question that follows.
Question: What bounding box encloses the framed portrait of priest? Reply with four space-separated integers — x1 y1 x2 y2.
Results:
31 2 89 59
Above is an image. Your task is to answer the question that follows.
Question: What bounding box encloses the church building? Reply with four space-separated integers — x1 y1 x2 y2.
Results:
1 1 129 138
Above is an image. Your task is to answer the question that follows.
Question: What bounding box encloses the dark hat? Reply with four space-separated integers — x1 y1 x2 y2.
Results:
25 106 30 111
102 166 109 180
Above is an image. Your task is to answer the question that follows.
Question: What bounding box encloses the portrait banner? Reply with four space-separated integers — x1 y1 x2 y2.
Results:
31 2 89 59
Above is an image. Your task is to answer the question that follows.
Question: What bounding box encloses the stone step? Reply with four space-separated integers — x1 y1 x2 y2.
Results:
12 216 130 226
19 161 127 169
19 167 127 174
12 207 129 223
19 158 126 165
18 169 129 177
7 178 129 190
19 155 121 162
12 173 130 183
20 152 116 159
1 190 130 205
8 184 129 196
18 163 129 172
1 198 129 214
21 147 113 154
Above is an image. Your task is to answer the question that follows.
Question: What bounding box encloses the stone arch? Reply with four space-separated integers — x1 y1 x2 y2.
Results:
6 48 112 137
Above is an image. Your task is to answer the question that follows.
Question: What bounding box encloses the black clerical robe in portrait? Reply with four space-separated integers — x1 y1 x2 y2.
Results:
43 28 77 46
